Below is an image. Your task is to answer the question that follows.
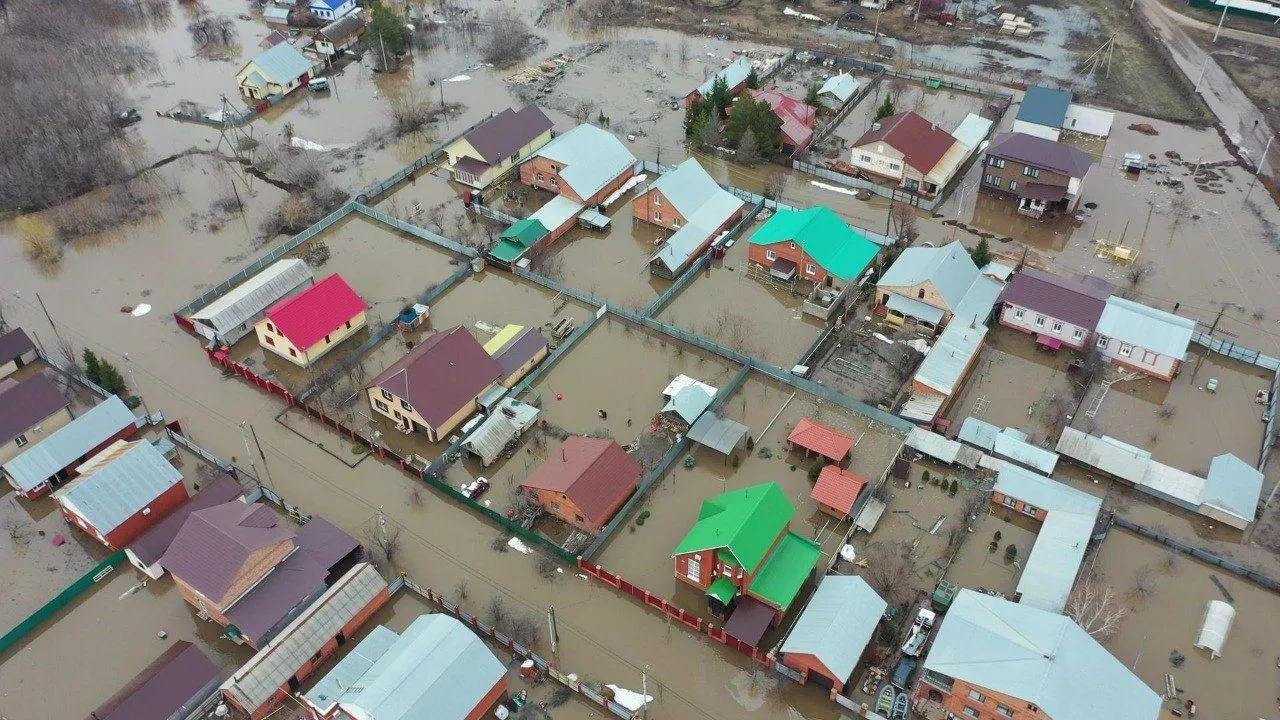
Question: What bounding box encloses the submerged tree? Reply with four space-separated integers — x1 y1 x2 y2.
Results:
1066 573 1129 639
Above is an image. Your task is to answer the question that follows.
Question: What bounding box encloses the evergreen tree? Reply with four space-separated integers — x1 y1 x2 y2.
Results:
367 1 413 56
707 76 731 118
97 359 128 397
805 82 821 107
683 98 709 139
745 67 761 90
736 128 760 166
873 94 896 123
82 348 102 385
700 115 725 150
970 237 992 268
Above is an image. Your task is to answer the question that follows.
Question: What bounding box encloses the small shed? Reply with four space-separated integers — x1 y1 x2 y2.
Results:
1195 600 1234 659
788 418 854 465
189 259 314 345
810 466 868 519
52 439 188 550
461 398 539 467
0 328 38 381
662 384 715 426
688 412 750 456
781 575 887 696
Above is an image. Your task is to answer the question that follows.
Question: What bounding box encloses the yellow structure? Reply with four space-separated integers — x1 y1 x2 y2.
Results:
1095 239 1139 264
483 324 525 354
445 106 554 189
252 274 369 368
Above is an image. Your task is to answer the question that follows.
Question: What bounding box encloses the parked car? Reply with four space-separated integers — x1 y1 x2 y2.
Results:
463 477 490 500
901 607 937 657
309 77 331 93
891 656 917 689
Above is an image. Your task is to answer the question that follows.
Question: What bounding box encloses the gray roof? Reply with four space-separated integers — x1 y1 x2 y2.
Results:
925 590 1161 720
993 462 1100 612
1096 296 1195 360
246 43 313 85
465 106 553 165
878 240 980 311
532 124 637 200
906 427 983 468
886 293 945 325
662 384 714 424
462 398 539 466
913 321 987 396
161 501 296 602
304 625 400 712
1203 453 1263 522
695 56 754 98
957 417 1000 451
687 412 750 455
952 274 1003 327
0 328 35 365
817 73 859 103
222 563 386 712
999 268 1115 331
1055 427 1151 484
2 395 137 492
986 132 1093 179
1016 85 1072 128
992 428 1059 475
53 441 183 535
0 374 68 445
318 12 364 43
780 575 886 683
129 474 245 566
307 614 506 720
190 259 313 337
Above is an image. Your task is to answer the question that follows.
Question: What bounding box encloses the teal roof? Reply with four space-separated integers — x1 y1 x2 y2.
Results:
749 207 880 282
672 482 794 573
532 124 636 200
1203 453 1263 522
780 575 886 682
247 43 312 85
708 576 738 604
818 73 859 103
500 218 548 243
696 56 754 98
748 531 820 610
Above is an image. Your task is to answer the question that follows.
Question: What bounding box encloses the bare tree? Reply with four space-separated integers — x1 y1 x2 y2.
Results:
863 540 919 608
486 595 508 628
187 13 237 48
482 8 537 67
363 514 403 566
1131 565 1156 599
1125 262 1154 287
387 93 434 137
699 117 725 151
1066 573 1129 639
2 516 31 541
891 201 920 244
764 171 788 201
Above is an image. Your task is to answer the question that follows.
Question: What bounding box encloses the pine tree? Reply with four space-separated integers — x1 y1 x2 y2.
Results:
82 348 102 385
736 128 760 166
970 238 992 268
708 76 731 118
805 82 820 107
745 67 761 90
699 115 725 150
873 94 896 123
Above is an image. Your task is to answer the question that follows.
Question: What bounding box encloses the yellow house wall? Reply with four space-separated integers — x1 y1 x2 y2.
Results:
236 60 306 99
878 280 954 315
0 407 74 466
500 346 549 388
367 380 496 441
447 128 554 188
254 310 368 368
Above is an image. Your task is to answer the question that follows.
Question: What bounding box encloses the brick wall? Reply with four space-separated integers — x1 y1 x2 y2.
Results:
632 188 687 231
94 480 190 550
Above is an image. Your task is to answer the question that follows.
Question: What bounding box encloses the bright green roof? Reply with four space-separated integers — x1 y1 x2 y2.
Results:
707 576 738 604
500 218 548 243
748 206 880 282
672 482 794 573
748 531 821 610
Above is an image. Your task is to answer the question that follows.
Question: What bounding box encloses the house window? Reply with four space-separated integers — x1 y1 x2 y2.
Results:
673 218 681 228
1009 180 1018 191
654 211 663 222
265 336 276 346
1003 495 1018 508
536 173 545 182
324 334 331 344
381 389 393 401
984 174 999 185
888 163 901 171
989 157 1005 169
1142 349 1158 364
806 264 817 275
962 708 981 719
1119 343 1133 357
766 250 777 260
575 514 584 522
686 554 701 581
288 348 297 357
1023 166 1041 178
375 400 389 412
654 194 663 206
1096 335 1109 349
1022 502 1039 516
968 689 987 703
917 289 926 299
1051 321 1063 333
1073 328 1084 341
996 706 1014 718
1034 315 1045 328
266 322 275 333
1013 308 1024 320
859 154 873 163
722 565 734 577
345 320 352 329
401 399 413 412
15 434 28 448
549 177 558 188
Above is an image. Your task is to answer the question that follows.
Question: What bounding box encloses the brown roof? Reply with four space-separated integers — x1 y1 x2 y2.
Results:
985 132 1093 178
0 374 68 446
369 326 503 429
128 474 245 566
0 328 35 365
520 436 643 525
853 111 956 175
90 641 220 720
999 268 1115 331
465 106 553 165
160 501 295 602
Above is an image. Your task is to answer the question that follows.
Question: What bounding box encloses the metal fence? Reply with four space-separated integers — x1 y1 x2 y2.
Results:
793 159 942 211
805 51 1014 100
38 350 112 399
353 203 480 258
1191 331 1280 371
473 203 520 225
0 549 128 656
355 113 495 204
1111 517 1280 592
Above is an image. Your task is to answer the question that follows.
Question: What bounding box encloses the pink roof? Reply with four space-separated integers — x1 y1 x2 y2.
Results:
853 111 956 175
811 466 868 516
748 88 816 148
520 436 643 525
788 418 854 462
265 274 367 350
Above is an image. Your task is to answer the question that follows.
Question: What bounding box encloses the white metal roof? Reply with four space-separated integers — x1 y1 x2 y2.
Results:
956 417 1000 451
1055 427 1150 484
688 413 750 455
2 395 136 492
662 374 718 399
817 73 860 102
695 56 754 98
780 575 886 683
951 274 1003 327
533 124 637 200
878 241 979 311
886 293 944 325
993 428 1059 475
1095 296 1195 361
1194 600 1234 659
53 440 183 535
461 399 539 466
190 259 313 336
646 159 743 273
927 114 991 185
528 194 584 232
1203 453 1263 522
924 590 1162 720
906 426 961 463
913 321 987 396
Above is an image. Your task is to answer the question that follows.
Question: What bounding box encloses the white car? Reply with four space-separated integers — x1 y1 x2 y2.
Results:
901 608 937 657
309 77 331 93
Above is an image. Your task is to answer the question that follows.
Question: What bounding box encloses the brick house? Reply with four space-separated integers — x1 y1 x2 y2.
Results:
519 436 643 533
747 206 880 289
254 274 369 368
634 158 745 278
684 56 754 108
52 440 188 550
1093 296 1194 382
850 111 957 197
519 124 637 206
2 394 138 499
672 483 821 634
875 241 982 330
980 132 1093 218
779 575 886 698
998 268 1115 351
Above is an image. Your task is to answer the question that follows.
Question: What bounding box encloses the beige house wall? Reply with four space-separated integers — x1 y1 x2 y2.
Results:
368 381 496 441
447 129 554 188
254 310 368 368
0 406 73 466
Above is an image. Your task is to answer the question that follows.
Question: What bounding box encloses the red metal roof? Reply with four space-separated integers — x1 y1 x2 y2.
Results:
368 326 504 429
811 466 868 516
747 88 817 149
520 436 643 525
788 418 855 462
853 111 956 175
265 274 367 350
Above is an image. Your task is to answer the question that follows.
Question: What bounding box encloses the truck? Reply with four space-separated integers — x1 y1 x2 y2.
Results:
891 656 917 689
901 607 937 657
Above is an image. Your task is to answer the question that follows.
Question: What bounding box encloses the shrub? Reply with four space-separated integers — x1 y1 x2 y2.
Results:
1005 544 1018 562
921 470 931 485
988 540 998 553
948 479 959 495
808 460 824 481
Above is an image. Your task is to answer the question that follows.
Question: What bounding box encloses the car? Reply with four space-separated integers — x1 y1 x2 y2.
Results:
891 656 917 689
463 477 490 500
901 608 937 657
309 77 331 93
113 108 142 128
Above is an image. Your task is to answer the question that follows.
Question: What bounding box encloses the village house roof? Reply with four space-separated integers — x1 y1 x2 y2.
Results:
487 326 548 379
190 259 314 337
749 531 821 610
263 273 367 350
643 158 745 276
91 641 221 720
0 374 68 446
1016 85 1072 128
780 575 886 684
0 328 35 365
950 273 1003 327
787 418 854 462
878 240 980 310
924 590 1161 720
1095 296 1195 360
912 322 987 396
746 88 817 148
853 111 956 175
493 218 549 263
368 326 504 429
694 56 754 98
528 194 584 232
2 395 136 493
986 132 1093 179
161 501 296 601
520 436 643 526
662 384 715 424
1203 453 1265 523
304 614 506 720
687 412 750 455
246 43 313 85
817 73 859 103
531 124 637 200
318 12 364 43
810 466 868 516
749 206 879 282
465 106 553 166
129 474 245 567
999 268 1115 330
53 440 183 536
672 482 794 573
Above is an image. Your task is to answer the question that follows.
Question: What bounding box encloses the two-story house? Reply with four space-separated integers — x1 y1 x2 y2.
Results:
446 106 554 189
0 374 71 467
672 483 821 638
366 326 504 441
747 206 880 289
875 240 983 331
1093 296 1194 382
918 590 1160 720
519 124 637 207
254 274 368 368
308 0 357 21
634 158 746 278
236 43 314 101
519 436 643 533
850 111 957 198
998 268 1115 350
980 132 1093 218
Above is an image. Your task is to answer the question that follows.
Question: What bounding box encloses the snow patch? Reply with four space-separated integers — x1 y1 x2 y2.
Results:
810 180 859 196
601 173 647 208
784 6 824 21
130 304 152 317
290 137 327 152
507 537 533 554
605 685 653 712
444 74 471 82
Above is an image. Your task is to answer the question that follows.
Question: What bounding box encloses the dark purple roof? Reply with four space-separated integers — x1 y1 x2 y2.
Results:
294 516 361 571
160 501 295 602
369 326 504 429
91 641 220 720
0 328 35 365
1019 182 1069 202
986 132 1093 178
723 595 775 647
129 475 244 566
0 374 69 445
465 106 554 165
493 328 548 379
454 155 491 176
999 268 1116 330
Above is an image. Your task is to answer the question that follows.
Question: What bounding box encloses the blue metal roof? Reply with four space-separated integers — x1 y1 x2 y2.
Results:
817 73 859 103
3 395 137 492
913 322 987 396
878 241 979 311
957 417 1000 451
53 441 183 535
1016 85 1072 128
780 575 886 683
247 43 312 85
304 625 400 713
1096 296 1195 361
1203 453 1263 522
532 124 637 200
696 56 754 98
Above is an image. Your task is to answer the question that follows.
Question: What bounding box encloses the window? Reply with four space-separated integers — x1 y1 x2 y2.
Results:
266 322 275 333
1073 328 1084 341
1119 343 1133 357
1009 180 1018 191
375 400 389 412
288 348 297 357
653 194 663 206
393 410 402 420
575 514 584 522
1013 308 1024 320
917 289 926 299
509 152 519 164
766 250 777 261
381 389 393 401
654 212 663 223
1051 321 1063 333
536 173 545 182
345 320 352 329
1142 349 1158 364
265 336 276 346
324 334 331 344
984 174 999 185
968 689 987 703
806 264 817 275
15 434 28 448
673 218 681 228
1023 502 1039 516
888 163 901 171
1034 315 1045 328
962 707 981 719
996 705 1014 718
722 565 734 577
989 157 1006 168
401 399 413 412
686 554 702 581
1003 495 1018 508
1096 335 1109 349
549 177 558 188
1023 166 1041 178
859 154 873 163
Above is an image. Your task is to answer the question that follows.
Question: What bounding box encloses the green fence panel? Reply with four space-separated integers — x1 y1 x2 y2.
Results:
0 549 127 656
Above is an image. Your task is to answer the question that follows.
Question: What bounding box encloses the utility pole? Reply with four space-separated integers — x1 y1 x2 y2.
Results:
376 504 389 548
35 292 56 336
642 664 650 719
1214 0 1231 42
122 353 151 417
239 421 261 484
1244 135 1274 203
249 423 274 487
547 605 559 656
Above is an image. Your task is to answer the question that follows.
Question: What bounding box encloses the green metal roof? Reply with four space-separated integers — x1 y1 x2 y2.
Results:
672 482 794 574
748 207 880 282
748 531 820 610
707 576 738 604
500 218 548 243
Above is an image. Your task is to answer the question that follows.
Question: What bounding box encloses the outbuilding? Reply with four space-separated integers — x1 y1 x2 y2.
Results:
0 328 38 381
52 439 188 550
520 436 643 533
780 575 886 697
189 259 314 345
